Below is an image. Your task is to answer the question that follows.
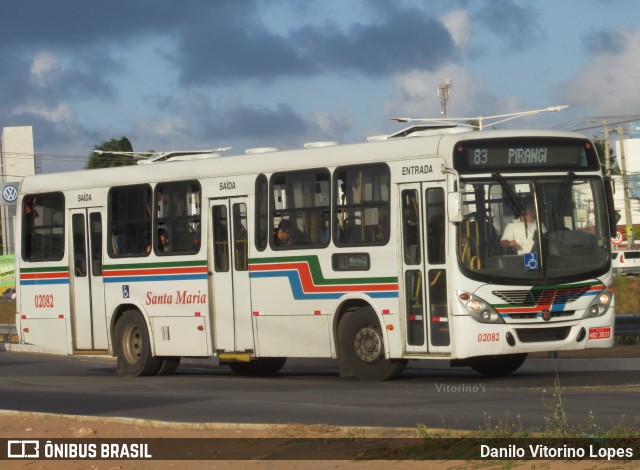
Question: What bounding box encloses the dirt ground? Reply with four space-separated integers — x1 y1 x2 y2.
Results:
2 411 637 470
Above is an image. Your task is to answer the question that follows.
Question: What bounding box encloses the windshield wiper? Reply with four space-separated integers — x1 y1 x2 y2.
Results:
492 172 525 217
553 172 575 226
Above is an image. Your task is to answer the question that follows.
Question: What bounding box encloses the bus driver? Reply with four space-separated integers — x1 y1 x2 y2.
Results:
500 201 542 255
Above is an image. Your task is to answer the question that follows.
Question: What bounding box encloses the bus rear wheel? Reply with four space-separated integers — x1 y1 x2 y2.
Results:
338 308 407 381
114 311 162 376
226 357 287 376
468 353 527 377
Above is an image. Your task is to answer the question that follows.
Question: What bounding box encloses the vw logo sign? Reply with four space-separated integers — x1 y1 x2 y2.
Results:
2 185 17 203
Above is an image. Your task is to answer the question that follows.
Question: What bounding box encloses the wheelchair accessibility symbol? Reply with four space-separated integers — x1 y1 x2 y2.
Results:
122 285 130 298
523 252 539 270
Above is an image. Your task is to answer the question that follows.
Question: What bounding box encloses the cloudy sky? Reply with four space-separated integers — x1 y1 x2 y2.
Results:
1 0 639 174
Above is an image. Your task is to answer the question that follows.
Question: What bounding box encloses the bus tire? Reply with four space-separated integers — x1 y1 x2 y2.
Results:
468 353 527 377
156 357 181 376
226 357 287 376
114 311 162 377
338 308 406 381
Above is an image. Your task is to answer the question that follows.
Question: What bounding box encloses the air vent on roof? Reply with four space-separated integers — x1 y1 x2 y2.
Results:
303 141 339 148
388 125 467 138
367 124 468 142
245 147 280 155
137 148 230 165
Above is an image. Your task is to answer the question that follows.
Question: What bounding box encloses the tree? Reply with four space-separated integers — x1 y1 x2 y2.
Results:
465 119 481 130
86 137 136 169
592 138 618 175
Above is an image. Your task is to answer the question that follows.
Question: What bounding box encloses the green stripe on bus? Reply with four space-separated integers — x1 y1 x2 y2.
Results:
102 259 207 271
249 255 398 285
20 266 70 273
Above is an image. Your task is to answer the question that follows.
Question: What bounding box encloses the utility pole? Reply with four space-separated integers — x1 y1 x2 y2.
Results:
617 126 634 248
603 120 611 177
438 79 451 120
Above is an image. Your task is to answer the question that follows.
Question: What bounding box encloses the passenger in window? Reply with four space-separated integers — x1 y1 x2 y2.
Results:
192 224 201 250
274 219 292 247
157 228 172 253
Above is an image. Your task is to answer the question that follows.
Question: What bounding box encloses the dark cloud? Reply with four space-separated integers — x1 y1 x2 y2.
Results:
293 8 455 75
1 1 457 85
476 0 542 50
212 102 310 140
173 11 313 85
137 93 318 151
0 0 194 51
0 48 116 128
583 29 626 55
0 52 32 109
172 3 456 84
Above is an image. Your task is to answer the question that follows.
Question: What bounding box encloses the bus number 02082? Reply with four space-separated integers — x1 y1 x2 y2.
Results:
34 294 54 308
478 332 499 342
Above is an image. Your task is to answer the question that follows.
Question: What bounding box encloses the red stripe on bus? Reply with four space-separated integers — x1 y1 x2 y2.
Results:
249 262 398 292
20 272 69 280
103 266 207 277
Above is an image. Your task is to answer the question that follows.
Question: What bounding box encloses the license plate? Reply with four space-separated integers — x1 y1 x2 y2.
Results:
588 327 611 340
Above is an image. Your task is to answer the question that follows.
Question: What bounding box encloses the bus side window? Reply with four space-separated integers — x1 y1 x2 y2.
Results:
22 192 65 262
154 180 201 255
255 174 269 251
270 169 330 249
334 163 390 247
108 185 151 257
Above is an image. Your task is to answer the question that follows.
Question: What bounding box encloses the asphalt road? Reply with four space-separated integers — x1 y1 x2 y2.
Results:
1 350 640 431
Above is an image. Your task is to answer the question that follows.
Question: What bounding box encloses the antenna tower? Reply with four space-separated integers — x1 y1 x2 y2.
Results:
438 79 452 119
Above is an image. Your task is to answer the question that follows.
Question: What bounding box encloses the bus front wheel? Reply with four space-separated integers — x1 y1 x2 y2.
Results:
338 308 407 381
114 311 162 376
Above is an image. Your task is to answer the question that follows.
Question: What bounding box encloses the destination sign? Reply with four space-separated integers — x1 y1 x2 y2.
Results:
453 137 599 173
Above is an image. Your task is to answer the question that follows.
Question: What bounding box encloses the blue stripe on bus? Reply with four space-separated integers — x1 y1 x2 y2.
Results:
103 274 208 283
20 279 70 286
249 270 398 300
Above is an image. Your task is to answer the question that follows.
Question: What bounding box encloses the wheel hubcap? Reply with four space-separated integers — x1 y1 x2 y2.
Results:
123 325 141 363
354 326 382 362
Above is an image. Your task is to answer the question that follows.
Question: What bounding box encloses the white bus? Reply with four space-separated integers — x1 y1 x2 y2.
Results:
15 127 617 380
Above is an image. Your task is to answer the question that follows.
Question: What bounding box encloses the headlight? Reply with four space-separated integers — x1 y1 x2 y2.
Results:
457 291 504 324
583 286 613 319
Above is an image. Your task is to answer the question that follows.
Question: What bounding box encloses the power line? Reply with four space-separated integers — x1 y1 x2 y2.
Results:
554 115 640 133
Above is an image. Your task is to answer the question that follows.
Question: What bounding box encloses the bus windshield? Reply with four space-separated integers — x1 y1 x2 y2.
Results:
457 175 611 283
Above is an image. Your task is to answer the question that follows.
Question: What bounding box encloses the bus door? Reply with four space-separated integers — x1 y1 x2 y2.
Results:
69 208 108 351
399 183 450 354
208 197 253 352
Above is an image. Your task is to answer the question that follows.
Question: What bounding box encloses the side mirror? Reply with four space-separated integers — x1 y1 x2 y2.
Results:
448 192 463 223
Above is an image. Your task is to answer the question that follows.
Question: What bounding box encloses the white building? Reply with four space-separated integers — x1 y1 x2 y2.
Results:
1 126 36 254
612 129 640 249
